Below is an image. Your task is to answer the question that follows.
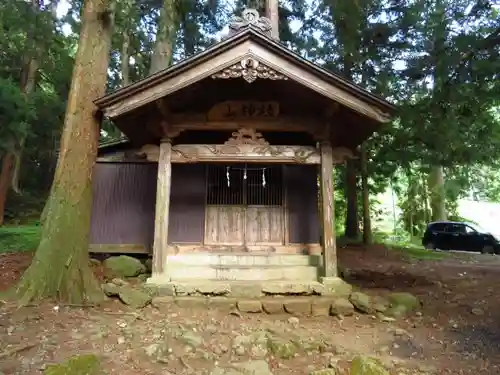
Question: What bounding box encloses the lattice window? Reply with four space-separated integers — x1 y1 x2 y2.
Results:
206 164 283 206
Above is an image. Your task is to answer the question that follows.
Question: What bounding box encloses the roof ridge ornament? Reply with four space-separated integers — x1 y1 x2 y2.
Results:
228 8 272 37
211 57 288 83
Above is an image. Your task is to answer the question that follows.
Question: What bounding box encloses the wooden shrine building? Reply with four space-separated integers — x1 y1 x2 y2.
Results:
92 9 395 285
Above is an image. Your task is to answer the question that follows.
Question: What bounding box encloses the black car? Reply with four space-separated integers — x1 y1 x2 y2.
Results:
422 221 500 254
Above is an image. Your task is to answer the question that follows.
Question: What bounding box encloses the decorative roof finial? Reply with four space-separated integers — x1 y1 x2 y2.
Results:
227 8 272 37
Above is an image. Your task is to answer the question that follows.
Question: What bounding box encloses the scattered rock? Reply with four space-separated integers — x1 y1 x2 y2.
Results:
311 298 332 316
144 258 153 273
471 307 484 316
118 287 152 308
287 316 300 326
350 355 390 375
349 292 373 314
111 278 129 286
267 335 299 359
103 255 146 278
387 292 420 311
151 296 174 310
330 298 355 316
43 354 102 375
178 331 203 348
102 283 120 297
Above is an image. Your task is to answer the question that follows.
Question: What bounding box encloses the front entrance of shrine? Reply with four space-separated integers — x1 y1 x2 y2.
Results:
204 163 285 247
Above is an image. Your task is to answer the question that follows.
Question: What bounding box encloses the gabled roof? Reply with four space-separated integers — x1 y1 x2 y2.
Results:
95 26 395 122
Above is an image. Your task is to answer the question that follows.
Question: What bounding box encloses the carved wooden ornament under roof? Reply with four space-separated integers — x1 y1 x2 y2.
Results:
228 9 272 37
211 57 288 83
224 128 269 146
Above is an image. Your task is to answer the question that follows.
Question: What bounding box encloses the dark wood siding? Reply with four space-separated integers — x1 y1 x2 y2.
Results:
168 164 206 243
90 163 157 248
285 165 320 243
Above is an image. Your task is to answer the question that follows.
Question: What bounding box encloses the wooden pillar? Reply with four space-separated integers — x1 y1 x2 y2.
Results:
320 140 337 277
152 138 172 278
265 0 280 40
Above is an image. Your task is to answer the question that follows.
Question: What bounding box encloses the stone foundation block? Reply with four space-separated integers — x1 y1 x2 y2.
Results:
320 277 353 298
283 299 312 315
262 283 311 295
231 284 263 298
311 298 332 316
237 300 263 313
174 283 198 296
262 299 285 314
175 296 208 308
208 297 237 311
196 282 231 296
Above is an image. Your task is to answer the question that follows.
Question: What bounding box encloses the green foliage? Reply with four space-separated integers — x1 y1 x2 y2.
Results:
0 224 41 253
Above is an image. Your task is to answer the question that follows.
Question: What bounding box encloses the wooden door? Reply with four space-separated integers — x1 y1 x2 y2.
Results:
204 164 284 246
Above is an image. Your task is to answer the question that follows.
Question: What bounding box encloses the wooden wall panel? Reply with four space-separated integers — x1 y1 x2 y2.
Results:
286 165 320 243
90 163 157 248
246 206 284 244
204 206 245 244
168 164 206 243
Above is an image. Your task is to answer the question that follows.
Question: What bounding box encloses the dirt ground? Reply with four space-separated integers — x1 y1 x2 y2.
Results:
1 245 500 374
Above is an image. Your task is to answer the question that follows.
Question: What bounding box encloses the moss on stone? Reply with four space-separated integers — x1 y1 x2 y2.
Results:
350 355 390 375
43 354 104 375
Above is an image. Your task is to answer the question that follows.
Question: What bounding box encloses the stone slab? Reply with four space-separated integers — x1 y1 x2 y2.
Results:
262 299 285 314
283 299 312 315
311 298 332 316
208 297 238 311
175 296 209 308
237 300 263 313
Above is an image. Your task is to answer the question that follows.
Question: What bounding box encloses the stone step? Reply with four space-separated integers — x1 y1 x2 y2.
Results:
166 253 321 267
167 264 319 281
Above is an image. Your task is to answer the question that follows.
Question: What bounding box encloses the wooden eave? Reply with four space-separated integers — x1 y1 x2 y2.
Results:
94 27 395 123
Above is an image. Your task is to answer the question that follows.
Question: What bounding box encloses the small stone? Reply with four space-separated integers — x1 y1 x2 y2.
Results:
262 299 285 314
330 298 355 316
237 300 262 313
117 336 125 345
234 345 246 355
349 292 373 314
103 255 146 278
387 292 420 311
267 335 298 359
283 299 311 315
471 307 484 316
287 316 300 326
178 331 204 348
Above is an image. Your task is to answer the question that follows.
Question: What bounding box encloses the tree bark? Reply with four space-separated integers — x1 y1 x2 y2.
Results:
344 159 359 238
0 153 15 226
428 165 447 221
149 0 179 75
265 0 279 40
360 145 372 244
14 0 115 305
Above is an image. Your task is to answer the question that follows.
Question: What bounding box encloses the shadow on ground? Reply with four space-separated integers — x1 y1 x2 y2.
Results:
344 269 435 290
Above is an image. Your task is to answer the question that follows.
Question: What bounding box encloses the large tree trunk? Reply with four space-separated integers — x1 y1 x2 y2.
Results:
360 145 372 244
149 0 179 75
0 153 15 226
344 160 359 238
265 0 279 40
15 0 115 305
428 165 447 221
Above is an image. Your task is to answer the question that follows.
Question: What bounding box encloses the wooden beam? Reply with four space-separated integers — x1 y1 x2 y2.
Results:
151 138 173 280
320 140 337 277
89 244 149 254
138 143 321 164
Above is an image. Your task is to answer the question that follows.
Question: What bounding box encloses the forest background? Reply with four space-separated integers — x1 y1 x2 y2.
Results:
1 0 499 251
